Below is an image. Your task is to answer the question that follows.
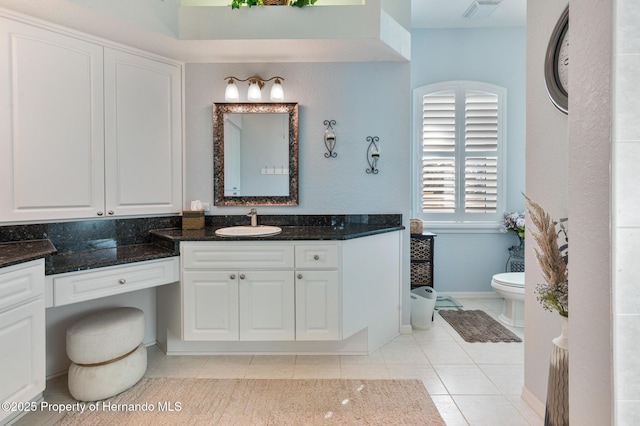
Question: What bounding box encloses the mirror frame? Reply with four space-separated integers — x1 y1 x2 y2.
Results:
213 102 299 206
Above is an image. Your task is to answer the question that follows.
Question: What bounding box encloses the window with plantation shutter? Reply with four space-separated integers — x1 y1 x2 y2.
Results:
413 81 506 227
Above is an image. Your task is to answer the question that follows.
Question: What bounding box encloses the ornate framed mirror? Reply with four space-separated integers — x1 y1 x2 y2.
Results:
213 102 298 206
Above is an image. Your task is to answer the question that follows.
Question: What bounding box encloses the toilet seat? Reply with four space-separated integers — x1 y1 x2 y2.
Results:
491 272 524 288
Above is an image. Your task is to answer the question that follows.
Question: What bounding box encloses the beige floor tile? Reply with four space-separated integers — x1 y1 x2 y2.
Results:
461 341 524 365
379 341 430 364
420 341 475 365
244 364 295 379
295 354 340 365
412 324 459 344
339 350 385 365
250 355 296 365
429 395 470 425
479 364 525 396
433 365 501 395
507 395 545 425
196 363 248 379
201 354 253 365
386 364 448 395
340 364 390 379
293 364 341 379
453 395 529 426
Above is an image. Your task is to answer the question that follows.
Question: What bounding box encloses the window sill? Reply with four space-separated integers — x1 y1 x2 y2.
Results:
418 221 503 234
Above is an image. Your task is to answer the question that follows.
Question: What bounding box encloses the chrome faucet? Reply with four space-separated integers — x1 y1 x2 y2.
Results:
247 208 258 227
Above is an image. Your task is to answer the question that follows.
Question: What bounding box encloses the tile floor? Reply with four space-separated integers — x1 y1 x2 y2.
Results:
14 297 543 425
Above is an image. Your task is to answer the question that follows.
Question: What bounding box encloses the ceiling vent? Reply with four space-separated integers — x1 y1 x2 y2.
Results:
462 0 503 19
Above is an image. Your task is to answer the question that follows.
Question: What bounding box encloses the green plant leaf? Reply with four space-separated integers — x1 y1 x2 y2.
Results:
290 0 316 7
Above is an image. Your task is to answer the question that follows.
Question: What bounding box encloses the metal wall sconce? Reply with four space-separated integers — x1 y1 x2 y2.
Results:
323 120 337 158
366 136 381 174
224 76 285 102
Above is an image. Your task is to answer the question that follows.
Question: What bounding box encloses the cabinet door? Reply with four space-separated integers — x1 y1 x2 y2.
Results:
295 270 340 341
239 271 294 341
0 18 105 222
182 271 239 341
0 298 45 424
104 48 182 216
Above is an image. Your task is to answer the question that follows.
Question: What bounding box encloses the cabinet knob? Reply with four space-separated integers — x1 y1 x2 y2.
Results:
297 274 303 279
97 211 104 216
313 255 320 260
118 279 126 285
230 274 236 280
240 274 245 280
108 210 114 215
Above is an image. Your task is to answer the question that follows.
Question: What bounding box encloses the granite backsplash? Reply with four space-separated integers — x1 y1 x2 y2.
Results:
0 214 402 253
0 216 182 254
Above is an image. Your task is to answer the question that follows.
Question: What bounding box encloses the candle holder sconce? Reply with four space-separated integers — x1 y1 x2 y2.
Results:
366 136 380 174
324 120 337 158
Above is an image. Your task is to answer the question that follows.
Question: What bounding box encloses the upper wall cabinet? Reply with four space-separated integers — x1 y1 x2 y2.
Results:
103 48 182 217
0 17 183 223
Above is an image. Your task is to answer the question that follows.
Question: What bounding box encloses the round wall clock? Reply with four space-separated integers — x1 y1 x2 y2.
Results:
544 6 569 114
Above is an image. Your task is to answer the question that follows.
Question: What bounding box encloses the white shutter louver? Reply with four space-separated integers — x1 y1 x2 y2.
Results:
464 90 499 213
421 90 456 213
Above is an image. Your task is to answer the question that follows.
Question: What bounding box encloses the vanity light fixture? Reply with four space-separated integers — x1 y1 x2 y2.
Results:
224 76 285 102
323 119 337 158
270 78 285 101
366 136 381 174
224 78 240 101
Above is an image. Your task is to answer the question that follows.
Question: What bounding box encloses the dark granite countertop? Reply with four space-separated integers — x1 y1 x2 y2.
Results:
0 239 57 269
1 215 403 275
150 224 405 245
45 243 178 275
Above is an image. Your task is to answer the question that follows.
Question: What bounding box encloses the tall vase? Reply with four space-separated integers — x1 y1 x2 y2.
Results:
517 235 525 258
544 316 569 426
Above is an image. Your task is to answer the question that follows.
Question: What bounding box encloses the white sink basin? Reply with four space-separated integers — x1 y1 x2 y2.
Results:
215 225 282 237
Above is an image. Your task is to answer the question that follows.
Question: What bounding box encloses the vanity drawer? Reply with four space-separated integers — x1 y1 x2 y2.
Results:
53 258 178 307
182 243 294 270
295 245 339 269
0 260 44 312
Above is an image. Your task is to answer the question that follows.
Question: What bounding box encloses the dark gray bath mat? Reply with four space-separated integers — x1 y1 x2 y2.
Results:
439 309 522 343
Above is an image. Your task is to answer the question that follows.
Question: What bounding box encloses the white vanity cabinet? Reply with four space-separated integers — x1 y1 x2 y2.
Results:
162 231 401 354
181 243 296 341
0 260 45 425
0 15 182 222
180 242 344 342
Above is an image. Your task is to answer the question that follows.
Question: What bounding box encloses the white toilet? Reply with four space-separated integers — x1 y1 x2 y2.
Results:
491 272 525 327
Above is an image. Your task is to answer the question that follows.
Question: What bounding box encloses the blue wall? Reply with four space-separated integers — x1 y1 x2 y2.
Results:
411 27 527 293
185 61 414 321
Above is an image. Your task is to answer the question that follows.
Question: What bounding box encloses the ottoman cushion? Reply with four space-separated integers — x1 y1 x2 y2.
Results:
68 343 147 402
66 307 145 365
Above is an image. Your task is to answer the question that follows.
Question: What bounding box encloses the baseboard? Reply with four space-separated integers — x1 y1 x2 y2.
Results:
521 386 545 418
439 291 500 299
399 324 413 335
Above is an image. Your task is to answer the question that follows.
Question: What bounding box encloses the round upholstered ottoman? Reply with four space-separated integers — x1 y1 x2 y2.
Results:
66 307 147 401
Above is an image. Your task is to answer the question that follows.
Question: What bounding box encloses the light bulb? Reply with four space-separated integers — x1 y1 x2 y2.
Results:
270 79 284 101
224 80 239 101
247 81 262 102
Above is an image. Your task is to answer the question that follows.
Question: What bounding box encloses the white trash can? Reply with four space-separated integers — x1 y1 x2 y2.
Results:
410 286 437 330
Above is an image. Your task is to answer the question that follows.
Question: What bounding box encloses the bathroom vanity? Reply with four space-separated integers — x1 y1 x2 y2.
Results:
152 220 403 355
0 214 403 394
